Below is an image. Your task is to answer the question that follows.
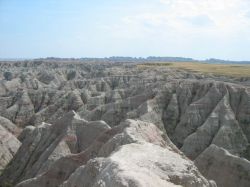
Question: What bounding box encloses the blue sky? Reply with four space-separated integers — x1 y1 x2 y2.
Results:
1 0 250 60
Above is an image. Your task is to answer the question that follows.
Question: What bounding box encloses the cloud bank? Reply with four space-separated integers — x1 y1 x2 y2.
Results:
118 0 250 37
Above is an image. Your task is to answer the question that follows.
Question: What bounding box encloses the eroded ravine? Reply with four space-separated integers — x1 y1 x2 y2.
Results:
0 60 249 187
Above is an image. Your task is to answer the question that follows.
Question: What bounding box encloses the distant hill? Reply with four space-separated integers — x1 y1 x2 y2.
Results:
1 56 250 64
146 56 195 62
204 58 250 64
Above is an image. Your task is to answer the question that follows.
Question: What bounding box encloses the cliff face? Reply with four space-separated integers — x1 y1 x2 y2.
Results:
0 119 21 171
0 60 249 187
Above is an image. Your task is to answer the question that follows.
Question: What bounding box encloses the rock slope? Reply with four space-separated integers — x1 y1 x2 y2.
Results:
0 60 249 187
195 144 250 187
15 118 215 187
0 111 110 185
0 123 20 171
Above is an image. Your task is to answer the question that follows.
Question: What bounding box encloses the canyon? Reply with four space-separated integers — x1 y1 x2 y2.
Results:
0 60 249 187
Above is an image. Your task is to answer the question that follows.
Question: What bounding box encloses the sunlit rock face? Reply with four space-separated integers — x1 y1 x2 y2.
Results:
13 119 216 187
0 60 249 187
0 122 21 171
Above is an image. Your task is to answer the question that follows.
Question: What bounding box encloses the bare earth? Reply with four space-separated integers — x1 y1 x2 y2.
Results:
0 60 249 187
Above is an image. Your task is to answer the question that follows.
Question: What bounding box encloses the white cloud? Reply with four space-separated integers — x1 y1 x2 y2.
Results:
95 0 250 60
119 0 250 37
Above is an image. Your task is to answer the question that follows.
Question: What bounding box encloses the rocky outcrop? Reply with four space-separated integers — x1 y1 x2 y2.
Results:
0 111 110 185
15 119 216 187
0 60 250 187
195 144 250 187
0 116 21 136
0 124 21 171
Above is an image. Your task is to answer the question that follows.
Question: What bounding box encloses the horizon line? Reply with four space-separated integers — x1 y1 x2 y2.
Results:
0 56 250 62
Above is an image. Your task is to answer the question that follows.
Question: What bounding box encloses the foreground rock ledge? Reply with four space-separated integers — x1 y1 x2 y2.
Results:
3 116 216 187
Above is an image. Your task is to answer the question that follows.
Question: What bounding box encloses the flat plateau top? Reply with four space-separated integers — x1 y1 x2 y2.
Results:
138 62 250 78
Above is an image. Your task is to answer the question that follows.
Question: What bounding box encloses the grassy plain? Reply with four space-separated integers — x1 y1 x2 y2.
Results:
138 62 250 77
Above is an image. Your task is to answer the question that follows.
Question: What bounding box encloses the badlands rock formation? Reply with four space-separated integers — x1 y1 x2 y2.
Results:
15 118 215 187
0 117 21 171
0 59 249 187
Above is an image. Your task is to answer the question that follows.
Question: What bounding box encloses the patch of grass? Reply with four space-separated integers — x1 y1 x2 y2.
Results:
171 62 250 77
138 62 250 78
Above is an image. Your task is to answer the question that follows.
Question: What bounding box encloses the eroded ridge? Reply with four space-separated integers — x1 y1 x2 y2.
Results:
0 60 249 187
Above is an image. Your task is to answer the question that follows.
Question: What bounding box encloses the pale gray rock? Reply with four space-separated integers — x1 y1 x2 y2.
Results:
61 143 216 187
163 93 179 136
16 119 216 187
181 93 248 159
0 60 250 187
37 140 71 175
17 125 35 142
172 83 225 147
74 119 111 152
0 116 21 136
0 124 21 170
195 144 250 187
37 71 55 84
0 111 110 186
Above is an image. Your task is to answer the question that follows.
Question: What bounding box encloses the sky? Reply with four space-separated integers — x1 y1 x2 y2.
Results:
1 0 250 60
